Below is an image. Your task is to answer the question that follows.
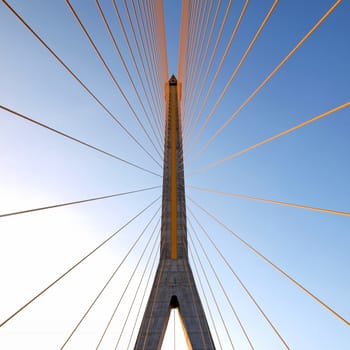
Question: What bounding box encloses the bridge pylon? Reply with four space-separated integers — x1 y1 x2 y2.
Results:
134 75 215 349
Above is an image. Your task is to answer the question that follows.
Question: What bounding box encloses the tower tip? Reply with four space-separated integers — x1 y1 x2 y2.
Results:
169 74 177 85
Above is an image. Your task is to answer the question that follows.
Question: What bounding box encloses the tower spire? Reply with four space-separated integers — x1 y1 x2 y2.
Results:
134 76 215 349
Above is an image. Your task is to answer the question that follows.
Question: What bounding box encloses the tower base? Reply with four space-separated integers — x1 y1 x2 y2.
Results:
134 258 216 350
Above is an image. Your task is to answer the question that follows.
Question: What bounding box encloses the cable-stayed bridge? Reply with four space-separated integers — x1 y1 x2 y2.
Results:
0 1 349 349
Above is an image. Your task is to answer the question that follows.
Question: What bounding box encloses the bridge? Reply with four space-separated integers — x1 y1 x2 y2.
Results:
0 1 349 349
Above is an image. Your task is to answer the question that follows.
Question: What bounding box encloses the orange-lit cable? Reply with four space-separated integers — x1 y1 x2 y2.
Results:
154 0 168 85
186 0 249 141
156 0 168 83
183 0 232 136
184 0 213 117
131 0 164 130
188 246 224 350
154 0 168 92
135 0 164 126
188 0 342 165
132 0 167 133
184 0 251 148
184 0 207 115
178 0 189 84
182 0 198 109
188 196 350 327
179 0 193 113
139 0 165 136
152 0 167 129
180 0 192 99
189 185 350 217
143 0 163 103
112 0 163 137
96 0 164 149
183 0 210 114
188 230 236 349
183 0 232 133
178 0 188 85
184 0 201 83
188 101 350 177
150 0 167 129
142 0 165 130
66 0 163 160
182 0 221 136
1 0 162 168
181 0 199 131
115 0 163 131
189 207 291 349
188 220 254 350
188 0 277 157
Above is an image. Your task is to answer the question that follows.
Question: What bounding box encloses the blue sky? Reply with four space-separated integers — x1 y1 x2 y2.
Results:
0 1 349 349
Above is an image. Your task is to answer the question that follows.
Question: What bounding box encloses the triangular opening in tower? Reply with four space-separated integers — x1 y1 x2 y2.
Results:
161 298 192 350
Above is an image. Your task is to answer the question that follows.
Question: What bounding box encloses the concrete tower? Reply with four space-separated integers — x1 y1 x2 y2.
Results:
134 76 215 349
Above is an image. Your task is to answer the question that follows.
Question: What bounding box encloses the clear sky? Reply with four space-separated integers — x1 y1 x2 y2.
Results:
0 1 349 349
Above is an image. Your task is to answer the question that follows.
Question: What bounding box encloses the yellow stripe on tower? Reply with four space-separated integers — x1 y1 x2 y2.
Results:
170 86 177 259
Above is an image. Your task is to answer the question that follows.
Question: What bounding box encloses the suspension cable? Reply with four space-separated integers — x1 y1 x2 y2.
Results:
124 0 163 130
184 0 214 114
182 0 221 136
188 196 350 327
60 208 160 349
182 0 209 116
187 233 236 349
0 196 160 328
189 204 291 349
182 0 200 105
188 246 224 350
179 0 191 111
188 101 350 177
136 0 162 116
66 0 163 160
0 186 160 218
0 105 161 177
60 211 161 349
187 0 276 158
187 0 342 165
148 0 164 91
178 0 189 85
112 225 160 350
143 0 165 113
95 0 164 149
185 0 250 147
182 0 232 135
111 0 164 138
188 185 350 217
181 0 197 119
159 0 169 81
126 241 159 350
188 217 255 349
1 0 161 168
132 0 164 122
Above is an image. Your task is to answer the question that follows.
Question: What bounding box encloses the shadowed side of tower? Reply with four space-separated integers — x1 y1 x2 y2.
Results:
134 76 215 350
